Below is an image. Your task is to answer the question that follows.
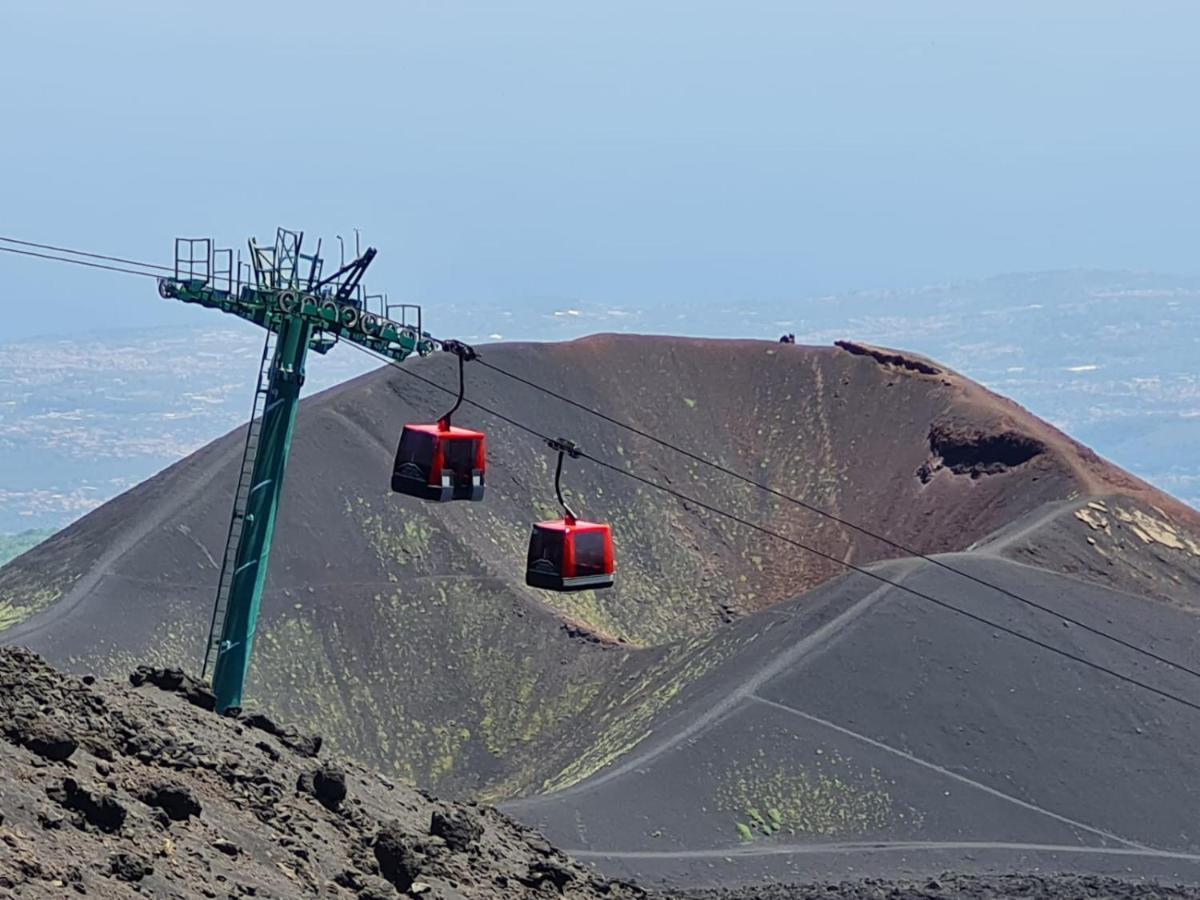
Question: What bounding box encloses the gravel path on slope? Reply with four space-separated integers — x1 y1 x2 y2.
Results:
661 874 1200 899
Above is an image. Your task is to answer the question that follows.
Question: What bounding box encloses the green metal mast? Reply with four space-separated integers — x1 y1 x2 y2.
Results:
158 229 433 713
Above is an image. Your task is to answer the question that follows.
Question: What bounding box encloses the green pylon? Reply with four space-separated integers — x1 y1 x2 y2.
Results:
159 228 434 714
210 315 311 713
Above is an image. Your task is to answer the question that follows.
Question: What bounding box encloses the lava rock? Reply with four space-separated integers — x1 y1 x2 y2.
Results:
300 762 347 811
45 778 126 834
524 858 575 891
356 876 398 900
139 780 202 821
129 665 216 711
242 712 323 758
374 822 423 892
16 720 78 762
430 809 482 852
334 870 364 891
0 647 651 900
835 340 943 375
108 851 153 882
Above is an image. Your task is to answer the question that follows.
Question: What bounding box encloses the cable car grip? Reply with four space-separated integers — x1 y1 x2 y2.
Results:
546 437 581 524
436 339 477 430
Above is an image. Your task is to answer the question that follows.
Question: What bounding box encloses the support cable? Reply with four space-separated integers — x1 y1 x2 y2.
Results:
473 357 1200 682
0 236 173 272
0 245 164 278
6 233 1200 686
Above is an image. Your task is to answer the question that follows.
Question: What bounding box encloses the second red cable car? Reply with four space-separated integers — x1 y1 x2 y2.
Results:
525 438 615 592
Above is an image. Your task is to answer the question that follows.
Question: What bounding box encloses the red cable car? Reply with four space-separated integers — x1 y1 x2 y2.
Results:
391 341 486 502
526 439 614 592
392 423 486 501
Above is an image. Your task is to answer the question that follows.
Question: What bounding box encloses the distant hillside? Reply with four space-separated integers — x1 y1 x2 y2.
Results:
0 325 375 532
1 336 1196 800
4 270 1200 532
0 529 52 568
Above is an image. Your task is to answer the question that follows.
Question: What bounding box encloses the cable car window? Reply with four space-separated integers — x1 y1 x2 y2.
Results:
397 430 435 473
443 437 478 474
573 531 608 575
527 528 564 571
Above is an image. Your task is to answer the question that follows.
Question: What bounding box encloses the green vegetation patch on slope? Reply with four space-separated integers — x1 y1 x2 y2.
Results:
716 746 918 841
536 622 769 795
247 578 628 796
0 583 64 632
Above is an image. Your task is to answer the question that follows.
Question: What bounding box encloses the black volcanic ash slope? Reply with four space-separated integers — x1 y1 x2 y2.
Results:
506 527 1200 887
1 336 1198 801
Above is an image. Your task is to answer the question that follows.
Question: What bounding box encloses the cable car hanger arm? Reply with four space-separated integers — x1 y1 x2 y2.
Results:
436 339 478 429
547 437 581 523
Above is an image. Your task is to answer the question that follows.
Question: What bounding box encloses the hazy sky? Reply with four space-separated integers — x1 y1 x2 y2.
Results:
1 1 1197 340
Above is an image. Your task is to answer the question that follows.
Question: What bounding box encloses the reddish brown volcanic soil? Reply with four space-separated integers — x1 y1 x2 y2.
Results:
829 339 1192 522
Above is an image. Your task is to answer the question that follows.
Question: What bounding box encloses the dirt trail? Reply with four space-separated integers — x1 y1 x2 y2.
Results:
660 874 1200 900
506 562 913 810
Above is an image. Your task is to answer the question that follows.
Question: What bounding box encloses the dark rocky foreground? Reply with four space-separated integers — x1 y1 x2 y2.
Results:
3 647 1199 900
0 646 646 899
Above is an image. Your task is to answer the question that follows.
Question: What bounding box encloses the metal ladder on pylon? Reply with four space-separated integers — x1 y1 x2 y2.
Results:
202 326 278 678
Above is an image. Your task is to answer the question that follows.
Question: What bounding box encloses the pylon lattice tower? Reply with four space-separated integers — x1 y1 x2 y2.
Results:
158 228 432 713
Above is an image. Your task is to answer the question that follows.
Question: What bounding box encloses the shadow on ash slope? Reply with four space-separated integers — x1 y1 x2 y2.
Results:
4 335 1200 885
504 493 1200 888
